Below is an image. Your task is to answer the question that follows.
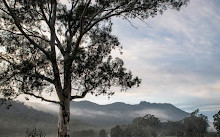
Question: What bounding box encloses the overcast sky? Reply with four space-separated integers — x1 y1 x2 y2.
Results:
74 0 220 119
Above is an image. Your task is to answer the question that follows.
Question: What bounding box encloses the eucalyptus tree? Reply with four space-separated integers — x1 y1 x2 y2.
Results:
0 0 189 136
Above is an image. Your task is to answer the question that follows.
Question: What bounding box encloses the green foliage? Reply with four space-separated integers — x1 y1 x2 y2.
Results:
99 129 107 137
131 114 161 137
132 114 161 128
110 115 161 137
110 111 209 137
213 111 220 134
183 109 209 137
111 125 124 137
161 121 184 136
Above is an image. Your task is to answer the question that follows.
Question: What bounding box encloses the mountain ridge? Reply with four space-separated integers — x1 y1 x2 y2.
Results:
1 99 190 129
69 100 189 126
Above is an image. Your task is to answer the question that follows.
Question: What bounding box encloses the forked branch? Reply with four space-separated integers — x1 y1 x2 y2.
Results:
71 90 89 100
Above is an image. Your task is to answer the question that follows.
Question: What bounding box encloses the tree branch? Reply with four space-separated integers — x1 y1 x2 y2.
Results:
71 76 93 100
71 90 89 100
82 1 135 36
23 92 60 104
39 3 65 56
85 5 106 28
0 53 15 66
121 15 138 29
48 0 64 101
79 0 92 35
0 7 10 15
69 1 125 61
0 71 14 83
2 0 51 61
65 0 80 53
0 28 51 44
70 0 79 13
32 72 54 84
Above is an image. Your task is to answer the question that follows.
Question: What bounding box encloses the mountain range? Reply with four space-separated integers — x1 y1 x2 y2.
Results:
26 100 190 127
0 100 58 137
0 99 190 136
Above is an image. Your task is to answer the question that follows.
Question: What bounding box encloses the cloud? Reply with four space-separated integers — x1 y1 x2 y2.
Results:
107 0 220 113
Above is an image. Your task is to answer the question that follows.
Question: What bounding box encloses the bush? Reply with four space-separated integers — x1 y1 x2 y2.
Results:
25 128 46 137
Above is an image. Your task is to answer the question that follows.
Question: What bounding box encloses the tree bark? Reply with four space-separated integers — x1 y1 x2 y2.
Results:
57 55 72 137
57 98 70 137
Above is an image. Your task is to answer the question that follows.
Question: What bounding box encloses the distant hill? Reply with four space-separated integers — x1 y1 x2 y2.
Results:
26 100 190 127
0 99 80 137
69 101 190 127
0 99 58 137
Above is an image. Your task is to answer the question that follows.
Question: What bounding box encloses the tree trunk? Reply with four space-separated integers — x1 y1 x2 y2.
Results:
57 47 72 136
57 99 70 137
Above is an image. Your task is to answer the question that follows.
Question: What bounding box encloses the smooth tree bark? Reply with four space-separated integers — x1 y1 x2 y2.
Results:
58 98 70 136
0 0 189 136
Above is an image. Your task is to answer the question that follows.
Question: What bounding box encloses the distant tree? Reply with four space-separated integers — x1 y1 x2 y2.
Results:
0 0 189 136
162 121 184 136
111 125 124 137
131 114 161 137
99 129 107 137
183 109 209 137
132 114 161 128
213 111 220 134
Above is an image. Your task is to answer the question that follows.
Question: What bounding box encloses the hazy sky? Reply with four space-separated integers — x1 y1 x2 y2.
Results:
76 0 220 118
17 0 220 121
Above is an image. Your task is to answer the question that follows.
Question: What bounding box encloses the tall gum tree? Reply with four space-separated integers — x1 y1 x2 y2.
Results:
0 0 189 136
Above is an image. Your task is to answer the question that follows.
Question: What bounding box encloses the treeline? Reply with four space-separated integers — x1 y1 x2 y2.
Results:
109 109 218 137
68 109 219 137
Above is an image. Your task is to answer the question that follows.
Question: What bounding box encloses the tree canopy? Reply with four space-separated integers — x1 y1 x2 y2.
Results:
99 129 107 137
183 109 209 137
132 114 161 128
111 125 123 137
